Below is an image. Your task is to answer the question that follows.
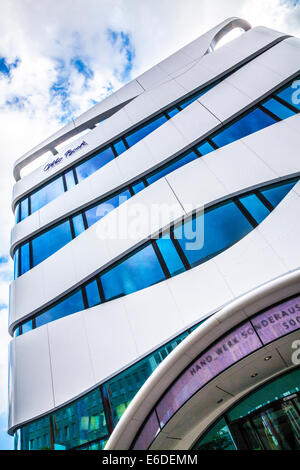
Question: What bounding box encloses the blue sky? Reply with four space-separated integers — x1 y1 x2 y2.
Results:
0 0 300 451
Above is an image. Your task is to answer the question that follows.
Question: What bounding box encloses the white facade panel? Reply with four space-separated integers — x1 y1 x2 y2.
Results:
12 326 54 426
255 37 300 78
122 281 184 355
48 314 95 407
171 100 221 142
83 299 138 384
203 140 278 193
198 80 253 123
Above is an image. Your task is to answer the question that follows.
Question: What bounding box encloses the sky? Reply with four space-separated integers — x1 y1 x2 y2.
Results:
0 0 300 450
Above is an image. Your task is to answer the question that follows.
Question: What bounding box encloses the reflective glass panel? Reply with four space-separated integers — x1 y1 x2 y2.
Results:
85 189 131 228
30 177 65 214
75 147 115 182
64 169 76 190
193 418 236 450
211 108 276 148
125 115 167 147
21 416 52 450
20 198 29 221
276 79 300 111
228 368 300 421
85 280 101 308
166 107 180 118
101 244 166 301
36 289 84 328
20 242 30 275
239 194 270 224
196 141 215 156
261 180 297 208
131 181 146 194
22 319 33 334
14 248 19 280
51 388 108 450
32 220 72 267
155 235 185 276
113 139 127 156
15 202 20 223
262 98 296 120
103 332 189 427
72 213 85 237
251 404 300 450
174 201 252 268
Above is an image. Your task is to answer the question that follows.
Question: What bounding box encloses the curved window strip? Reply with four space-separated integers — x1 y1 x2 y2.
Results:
14 319 207 450
132 295 300 450
14 41 291 223
13 75 300 279
13 177 299 336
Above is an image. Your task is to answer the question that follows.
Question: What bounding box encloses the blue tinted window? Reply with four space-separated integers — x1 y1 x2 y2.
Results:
261 180 297 207
30 177 65 214
75 147 115 182
101 244 166 300
65 169 76 190
85 189 131 228
85 280 101 307
196 141 215 156
103 331 189 427
32 221 72 267
174 201 252 267
14 248 20 280
20 243 30 275
14 327 20 338
72 214 85 237
15 202 20 223
166 107 180 118
36 289 84 327
155 235 185 276
262 98 295 120
22 319 33 334
132 181 146 194
276 80 300 111
113 139 127 156
125 115 167 147
239 194 270 224
211 108 276 148
20 198 29 220
146 151 198 185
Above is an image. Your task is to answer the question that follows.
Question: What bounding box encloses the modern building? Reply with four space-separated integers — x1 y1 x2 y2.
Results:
8 17 300 450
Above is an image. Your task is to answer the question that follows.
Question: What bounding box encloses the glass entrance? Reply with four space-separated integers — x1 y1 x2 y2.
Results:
238 395 300 450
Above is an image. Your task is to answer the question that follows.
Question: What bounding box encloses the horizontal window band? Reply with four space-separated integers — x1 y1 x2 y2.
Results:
12 73 300 279
13 39 293 223
12 176 299 337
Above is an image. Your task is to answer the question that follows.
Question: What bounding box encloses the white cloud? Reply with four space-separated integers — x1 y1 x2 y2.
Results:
0 0 299 448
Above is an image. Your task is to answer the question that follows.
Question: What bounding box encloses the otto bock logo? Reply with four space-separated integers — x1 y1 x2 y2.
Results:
64 140 88 158
44 156 63 172
43 140 88 172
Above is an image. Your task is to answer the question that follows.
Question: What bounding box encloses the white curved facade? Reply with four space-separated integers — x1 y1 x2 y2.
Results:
9 18 300 450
